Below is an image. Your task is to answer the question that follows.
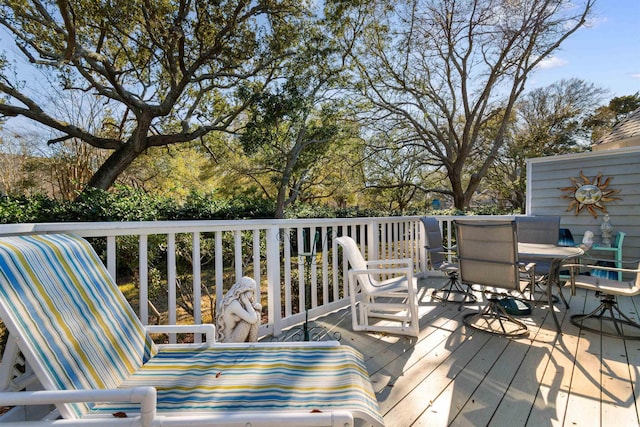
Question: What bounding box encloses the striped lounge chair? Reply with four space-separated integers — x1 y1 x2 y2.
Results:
0 234 383 427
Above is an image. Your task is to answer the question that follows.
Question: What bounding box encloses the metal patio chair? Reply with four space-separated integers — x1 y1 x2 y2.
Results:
420 217 476 309
563 258 640 340
455 220 535 338
515 215 565 305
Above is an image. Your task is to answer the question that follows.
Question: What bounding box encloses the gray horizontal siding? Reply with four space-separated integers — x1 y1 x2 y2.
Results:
526 147 640 275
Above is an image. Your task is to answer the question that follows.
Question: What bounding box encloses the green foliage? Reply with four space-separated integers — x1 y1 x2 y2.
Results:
59 186 174 222
0 194 60 223
584 93 640 143
174 193 276 220
0 186 275 224
0 0 312 191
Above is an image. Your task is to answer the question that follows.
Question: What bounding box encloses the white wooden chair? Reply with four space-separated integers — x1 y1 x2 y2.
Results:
335 236 419 337
0 234 383 426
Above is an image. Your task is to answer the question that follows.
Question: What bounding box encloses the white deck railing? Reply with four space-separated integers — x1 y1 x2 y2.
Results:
0 215 512 339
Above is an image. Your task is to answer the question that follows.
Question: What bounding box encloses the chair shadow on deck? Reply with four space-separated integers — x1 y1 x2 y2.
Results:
436 285 640 427
333 272 640 426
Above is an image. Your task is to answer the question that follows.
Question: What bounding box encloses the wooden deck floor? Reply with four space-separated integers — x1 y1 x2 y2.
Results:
300 277 640 427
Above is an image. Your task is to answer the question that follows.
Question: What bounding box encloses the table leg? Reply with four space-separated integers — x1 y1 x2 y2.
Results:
548 274 561 333
548 259 568 333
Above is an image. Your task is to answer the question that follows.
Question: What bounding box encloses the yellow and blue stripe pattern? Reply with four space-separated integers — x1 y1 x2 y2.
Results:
0 234 383 426
93 345 382 425
0 234 157 418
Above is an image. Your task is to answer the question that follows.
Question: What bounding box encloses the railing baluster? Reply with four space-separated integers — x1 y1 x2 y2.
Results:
252 230 261 296
139 235 149 325
283 227 292 318
107 236 116 280
296 228 305 314
215 231 223 312
266 226 281 336
234 230 242 282
167 233 177 344
192 232 202 343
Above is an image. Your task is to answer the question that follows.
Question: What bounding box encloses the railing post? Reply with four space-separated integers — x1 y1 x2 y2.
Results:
266 225 283 336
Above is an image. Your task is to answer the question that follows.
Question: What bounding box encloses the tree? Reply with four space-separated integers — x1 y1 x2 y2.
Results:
345 0 595 209
363 133 425 212
0 130 32 195
584 93 640 143
0 0 310 194
237 19 357 218
487 78 606 211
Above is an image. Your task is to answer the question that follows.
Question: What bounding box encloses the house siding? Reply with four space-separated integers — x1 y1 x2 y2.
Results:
526 147 640 271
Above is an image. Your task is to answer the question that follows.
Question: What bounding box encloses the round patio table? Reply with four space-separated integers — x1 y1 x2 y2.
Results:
518 243 584 332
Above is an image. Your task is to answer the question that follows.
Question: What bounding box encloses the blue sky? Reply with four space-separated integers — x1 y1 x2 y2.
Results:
528 0 640 99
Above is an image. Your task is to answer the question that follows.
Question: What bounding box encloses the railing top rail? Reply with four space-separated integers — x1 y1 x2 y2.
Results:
0 215 520 237
0 216 433 237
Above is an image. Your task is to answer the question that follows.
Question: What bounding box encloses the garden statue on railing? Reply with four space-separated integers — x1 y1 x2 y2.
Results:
216 277 262 343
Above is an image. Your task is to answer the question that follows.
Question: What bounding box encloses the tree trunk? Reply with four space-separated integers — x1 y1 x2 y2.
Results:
84 141 146 193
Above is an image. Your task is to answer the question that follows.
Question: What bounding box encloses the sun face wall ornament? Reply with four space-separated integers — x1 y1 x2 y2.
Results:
560 170 621 219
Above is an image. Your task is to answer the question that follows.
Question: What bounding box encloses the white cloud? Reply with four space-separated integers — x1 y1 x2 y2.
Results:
632 73 640 79
536 56 569 70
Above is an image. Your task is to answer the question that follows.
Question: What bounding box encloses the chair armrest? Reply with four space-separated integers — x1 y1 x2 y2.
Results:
145 324 217 346
562 262 640 274
562 260 640 295
364 258 414 268
520 262 536 273
349 267 413 277
0 387 157 425
576 255 639 265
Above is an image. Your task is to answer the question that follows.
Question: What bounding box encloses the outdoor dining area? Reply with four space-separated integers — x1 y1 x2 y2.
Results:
0 213 639 426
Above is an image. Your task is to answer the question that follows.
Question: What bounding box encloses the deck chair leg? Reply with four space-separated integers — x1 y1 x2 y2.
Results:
571 296 640 340
463 297 529 338
431 273 477 311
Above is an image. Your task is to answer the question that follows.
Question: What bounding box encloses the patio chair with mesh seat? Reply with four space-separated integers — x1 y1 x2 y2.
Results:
455 220 535 338
515 215 566 305
420 217 476 310
563 257 640 340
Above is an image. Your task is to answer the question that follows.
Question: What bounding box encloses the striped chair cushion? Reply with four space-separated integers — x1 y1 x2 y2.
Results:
0 234 157 418
0 234 384 425
92 345 384 426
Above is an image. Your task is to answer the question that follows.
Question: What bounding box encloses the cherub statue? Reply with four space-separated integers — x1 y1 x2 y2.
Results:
215 277 262 343
581 230 594 250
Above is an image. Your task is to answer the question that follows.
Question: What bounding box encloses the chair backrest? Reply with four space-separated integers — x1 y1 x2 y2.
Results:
615 231 626 251
335 236 380 293
420 217 447 267
454 220 523 291
0 234 157 419
558 228 576 247
515 215 560 244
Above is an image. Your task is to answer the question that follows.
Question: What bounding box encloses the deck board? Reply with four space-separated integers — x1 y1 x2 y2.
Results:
284 277 640 427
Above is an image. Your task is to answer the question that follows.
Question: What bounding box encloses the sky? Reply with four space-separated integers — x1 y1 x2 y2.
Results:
528 0 640 99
